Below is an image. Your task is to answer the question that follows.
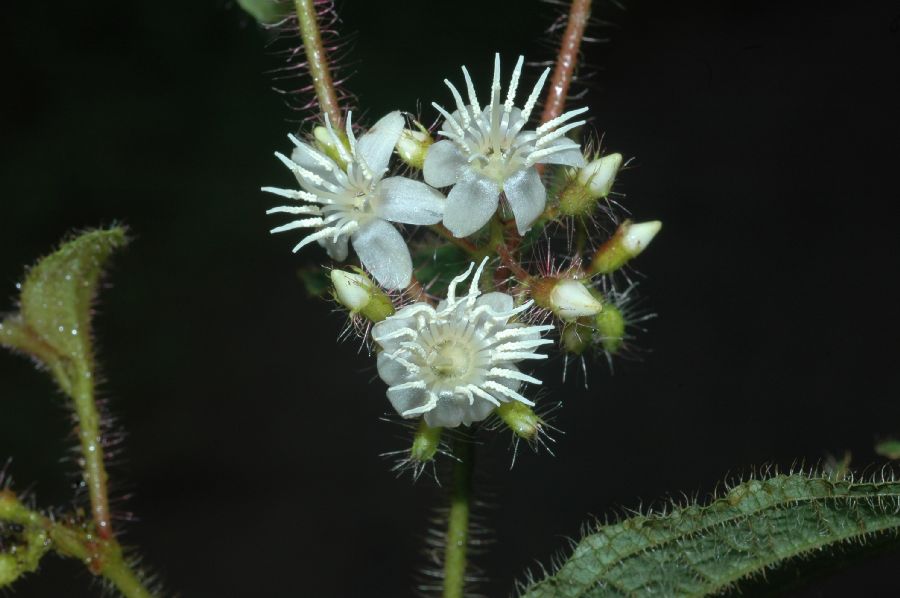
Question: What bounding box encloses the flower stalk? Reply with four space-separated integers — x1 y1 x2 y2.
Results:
72 371 113 540
443 436 474 598
293 0 342 128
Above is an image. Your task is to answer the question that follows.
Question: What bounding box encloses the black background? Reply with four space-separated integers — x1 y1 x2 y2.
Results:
2 0 899 596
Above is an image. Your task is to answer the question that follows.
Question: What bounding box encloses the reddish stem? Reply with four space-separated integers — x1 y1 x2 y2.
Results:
540 0 592 126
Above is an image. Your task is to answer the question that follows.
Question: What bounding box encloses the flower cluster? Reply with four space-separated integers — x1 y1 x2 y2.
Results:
265 55 661 459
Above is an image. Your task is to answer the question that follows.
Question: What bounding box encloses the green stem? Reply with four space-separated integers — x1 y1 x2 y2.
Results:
72 368 113 540
0 491 155 598
294 0 342 128
443 436 474 598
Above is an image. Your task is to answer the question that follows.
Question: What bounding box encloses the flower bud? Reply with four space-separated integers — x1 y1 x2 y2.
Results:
558 153 623 217
531 277 601 321
395 125 432 170
330 269 394 322
595 302 626 354
561 321 593 355
313 126 349 169
410 420 442 463
549 279 602 320
578 153 623 198
495 402 543 442
589 220 662 275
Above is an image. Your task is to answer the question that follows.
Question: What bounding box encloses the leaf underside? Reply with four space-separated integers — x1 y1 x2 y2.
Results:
519 473 900 597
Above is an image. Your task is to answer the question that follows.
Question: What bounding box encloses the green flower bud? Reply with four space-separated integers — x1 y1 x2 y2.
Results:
595 302 626 354
495 401 543 442
589 220 662 275
0 554 20 587
313 126 350 169
395 124 433 170
330 269 395 322
561 320 593 355
558 153 623 217
410 420 443 463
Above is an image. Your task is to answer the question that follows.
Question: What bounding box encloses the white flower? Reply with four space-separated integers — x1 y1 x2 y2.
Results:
424 54 588 238
371 258 554 428
330 269 373 312
264 111 446 289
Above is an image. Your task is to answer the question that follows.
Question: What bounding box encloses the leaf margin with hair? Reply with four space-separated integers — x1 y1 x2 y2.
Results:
518 472 900 597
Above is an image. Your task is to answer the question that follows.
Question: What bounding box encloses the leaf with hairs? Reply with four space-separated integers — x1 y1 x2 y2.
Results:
519 472 900 597
0 227 127 394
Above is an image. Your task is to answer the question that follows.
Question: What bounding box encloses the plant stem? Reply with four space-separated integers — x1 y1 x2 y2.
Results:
72 368 113 540
294 0 342 128
443 436 474 598
0 490 155 598
540 0 592 125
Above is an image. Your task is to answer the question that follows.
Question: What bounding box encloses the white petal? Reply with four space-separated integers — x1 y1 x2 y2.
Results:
535 139 586 167
443 169 500 237
474 292 514 314
351 219 413 290
317 234 349 261
387 385 428 417
491 363 523 393
375 177 446 225
289 142 342 188
356 111 404 178
424 397 465 428
371 316 417 352
503 167 546 235
377 352 411 386
461 395 496 426
423 140 467 188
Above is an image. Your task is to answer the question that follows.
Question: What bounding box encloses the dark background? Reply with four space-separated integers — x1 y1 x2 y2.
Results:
2 0 899 596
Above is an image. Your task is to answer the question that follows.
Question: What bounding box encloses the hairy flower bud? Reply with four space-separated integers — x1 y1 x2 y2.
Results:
495 401 543 441
558 153 623 216
396 125 433 170
561 321 593 355
578 153 622 198
595 302 626 354
330 269 394 322
410 420 442 463
589 220 662 275
531 277 601 321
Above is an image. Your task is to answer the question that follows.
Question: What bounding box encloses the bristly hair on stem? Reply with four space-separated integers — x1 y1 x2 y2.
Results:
264 0 355 125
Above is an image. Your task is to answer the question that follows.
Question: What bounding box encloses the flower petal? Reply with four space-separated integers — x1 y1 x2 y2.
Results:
503 167 546 235
356 111 404 178
290 142 343 188
377 352 411 386
351 219 412 290
317 234 349 261
424 397 466 428
387 385 428 416
535 139 586 167
375 177 446 225
443 169 500 237
475 292 514 314
423 140 467 188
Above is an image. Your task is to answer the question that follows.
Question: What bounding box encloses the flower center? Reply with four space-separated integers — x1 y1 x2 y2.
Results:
429 340 473 381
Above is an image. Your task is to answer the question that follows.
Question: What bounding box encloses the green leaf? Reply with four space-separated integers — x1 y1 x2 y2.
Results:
413 244 469 295
0 227 127 393
237 0 292 24
876 439 900 460
519 473 900 597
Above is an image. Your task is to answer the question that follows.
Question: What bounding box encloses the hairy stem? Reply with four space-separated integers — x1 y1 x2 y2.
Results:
540 0 592 125
0 491 154 598
443 436 474 598
294 0 342 127
72 369 112 540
